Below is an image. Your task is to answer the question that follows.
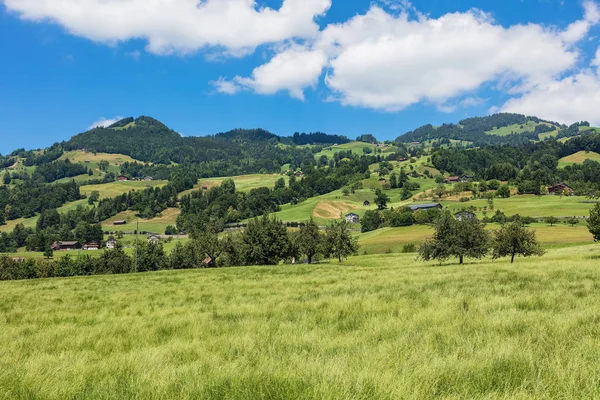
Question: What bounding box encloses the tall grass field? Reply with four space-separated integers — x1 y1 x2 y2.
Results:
2 245 600 398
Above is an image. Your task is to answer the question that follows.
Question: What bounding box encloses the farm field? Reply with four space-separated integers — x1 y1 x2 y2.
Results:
314 141 397 160
558 150 600 168
357 223 593 255
102 208 181 233
2 245 600 398
442 195 595 218
181 174 283 197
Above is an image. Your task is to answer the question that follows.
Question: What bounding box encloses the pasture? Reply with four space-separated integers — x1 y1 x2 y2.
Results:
558 150 600 168
2 245 600 398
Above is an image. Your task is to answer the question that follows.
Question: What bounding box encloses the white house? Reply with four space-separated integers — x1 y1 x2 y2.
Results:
345 213 360 224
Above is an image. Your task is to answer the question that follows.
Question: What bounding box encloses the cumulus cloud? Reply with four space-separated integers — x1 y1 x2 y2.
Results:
5 0 600 121
2 0 331 56
500 70 600 125
88 116 123 130
231 47 327 100
226 2 597 111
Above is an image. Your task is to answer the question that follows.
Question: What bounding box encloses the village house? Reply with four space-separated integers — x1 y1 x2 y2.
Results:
143 176 153 181
106 237 118 249
345 213 360 224
51 241 82 251
148 235 161 245
83 241 100 251
409 203 443 212
445 176 460 183
117 175 130 181
294 171 304 178
461 175 475 182
455 211 477 221
201 185 208 190
548 183 574 195
363 200 371 207
113 220 127 226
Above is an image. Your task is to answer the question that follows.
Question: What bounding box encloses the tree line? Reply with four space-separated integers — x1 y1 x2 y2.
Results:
0 216 359 281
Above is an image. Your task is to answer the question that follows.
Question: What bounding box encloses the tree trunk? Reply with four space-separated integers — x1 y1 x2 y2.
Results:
308 255 312 264
511 253 515 264
339 255 342 263
459 256 464 265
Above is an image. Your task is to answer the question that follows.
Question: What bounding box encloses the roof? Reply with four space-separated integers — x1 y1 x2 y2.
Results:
58 241 80 246
409 204 442 211
346 213 359 217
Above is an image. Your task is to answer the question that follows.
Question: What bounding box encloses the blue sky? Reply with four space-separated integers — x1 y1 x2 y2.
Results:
1 0 600 154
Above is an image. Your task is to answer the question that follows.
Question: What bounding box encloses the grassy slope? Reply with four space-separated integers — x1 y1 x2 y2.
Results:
314 142 398 160
358 223 592 254
558 150 600 168
180 174 284 198
2 245 600 398
442 195 595 218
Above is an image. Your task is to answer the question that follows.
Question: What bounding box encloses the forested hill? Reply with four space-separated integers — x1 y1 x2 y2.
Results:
396 113 596 147
62 116 346 170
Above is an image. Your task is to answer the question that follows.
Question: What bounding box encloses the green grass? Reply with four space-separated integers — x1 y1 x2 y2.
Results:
357 223 593 254
80 180 168 199
181 174 284 197
442 195 595 218
558 151 600 168
2 245 600 398
314 142 397 160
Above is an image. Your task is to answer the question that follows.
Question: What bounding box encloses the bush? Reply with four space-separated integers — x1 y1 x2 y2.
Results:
402 243 417 253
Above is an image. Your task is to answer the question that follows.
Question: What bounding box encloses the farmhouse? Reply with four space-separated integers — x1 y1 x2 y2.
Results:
345 213 360 224
106 237 118 249
83 241 100 251
143 176 153 181
548 183 574 195
201 185 208 190
148 235 161 245
117 175 130 181
461 175 475 182
294 171 304 178
445 176 460 183
455 211 477 221
51 241 82 251
363 200 371 207
409 203 443 212
113 220 127 226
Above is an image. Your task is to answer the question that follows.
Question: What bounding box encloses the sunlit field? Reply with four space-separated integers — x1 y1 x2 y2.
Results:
2 245 600 399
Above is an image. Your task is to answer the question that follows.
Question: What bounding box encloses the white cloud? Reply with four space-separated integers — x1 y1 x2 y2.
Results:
210 77 242 95
220 2 596 112
88 116 123 130
2 0 331 56
500 70 600 125
232 47 327 100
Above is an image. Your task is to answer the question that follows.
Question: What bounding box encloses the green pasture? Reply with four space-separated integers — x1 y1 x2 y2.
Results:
442 195 596 218
3 245 600 398
357 223 593 255
314 141 397 160
558 150 600 168
181 174 284 198
102 208 180 234
485 121 539 137
80 180 168 199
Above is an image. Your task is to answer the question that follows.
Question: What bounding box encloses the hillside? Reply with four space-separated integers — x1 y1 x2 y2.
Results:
397 113 596 147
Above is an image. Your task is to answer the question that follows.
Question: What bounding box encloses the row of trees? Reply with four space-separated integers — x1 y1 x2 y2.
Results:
0 216 359 281
419 211 545 264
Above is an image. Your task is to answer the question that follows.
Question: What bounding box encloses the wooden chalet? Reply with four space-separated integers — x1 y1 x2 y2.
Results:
51 241 82 251
113 220 127 226
548 183 574 195
445 176 460 183
363 200 371 207
83 241 100 251
117 175 130 181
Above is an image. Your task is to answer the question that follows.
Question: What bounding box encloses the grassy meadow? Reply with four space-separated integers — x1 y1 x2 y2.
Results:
2 245 600 398
558 150 600 168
